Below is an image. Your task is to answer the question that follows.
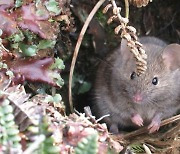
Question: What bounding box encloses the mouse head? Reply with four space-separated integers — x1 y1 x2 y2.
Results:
117 39 180 105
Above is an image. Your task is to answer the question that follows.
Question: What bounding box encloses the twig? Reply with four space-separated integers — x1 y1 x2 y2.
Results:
96 114 110 122
84 106 96 123
124 0 129 19
123 114 180 139
68 0 106 113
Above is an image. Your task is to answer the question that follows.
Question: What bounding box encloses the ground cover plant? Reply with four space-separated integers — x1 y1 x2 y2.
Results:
0 0 179 153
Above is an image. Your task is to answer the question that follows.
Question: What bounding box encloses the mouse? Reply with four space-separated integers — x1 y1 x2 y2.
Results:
93 36 180 134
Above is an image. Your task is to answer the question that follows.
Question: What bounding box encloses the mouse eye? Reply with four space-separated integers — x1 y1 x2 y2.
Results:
152 77 158 85
130 72 136 80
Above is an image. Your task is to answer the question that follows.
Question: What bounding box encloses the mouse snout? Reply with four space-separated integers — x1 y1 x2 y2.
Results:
133 92 143 104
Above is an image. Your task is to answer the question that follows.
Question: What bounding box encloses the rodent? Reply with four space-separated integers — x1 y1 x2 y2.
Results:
93 36 180 133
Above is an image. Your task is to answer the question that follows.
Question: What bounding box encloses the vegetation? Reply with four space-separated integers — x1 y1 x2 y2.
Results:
0 0 179 153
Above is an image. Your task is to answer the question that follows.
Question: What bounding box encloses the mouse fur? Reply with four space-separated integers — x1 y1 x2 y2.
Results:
93 36 180 133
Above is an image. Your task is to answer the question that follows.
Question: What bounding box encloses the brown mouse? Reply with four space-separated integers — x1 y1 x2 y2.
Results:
94 36 180 133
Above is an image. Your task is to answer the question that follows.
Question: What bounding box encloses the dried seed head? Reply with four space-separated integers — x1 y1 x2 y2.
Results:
114 25 122 34
135 41 143 47
136 61 144 66
127 41 135 48
103 4 112 14
123 33 131 41
131 48 139 56
113 7 121 15
105 0 148 75
130 33 138 41
136 57 147 65
120 17 129 24
127 26 137 34
142 53 147 59
137 65 147 72
107 15 117 24
129 0 152 8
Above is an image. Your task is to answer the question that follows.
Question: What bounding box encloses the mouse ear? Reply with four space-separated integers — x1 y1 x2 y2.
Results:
120 39 134 61
162 44 180 70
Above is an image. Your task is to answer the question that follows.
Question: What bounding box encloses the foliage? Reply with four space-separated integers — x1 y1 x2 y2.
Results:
45 0 61 15
75 133 98 154
15 0 23 8
28 116 60 154
50 57 65 70
44 94 62 104
72 74 91 94
9 32 57 57
0 0 179 154
130 144 145 153
0 96 22 153
19 43 38 56
38 40 56 50
0 0 71 153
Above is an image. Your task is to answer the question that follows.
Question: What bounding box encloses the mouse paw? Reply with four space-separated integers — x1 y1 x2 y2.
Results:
131 114 143 127
148 120 161 133
148 113 162 133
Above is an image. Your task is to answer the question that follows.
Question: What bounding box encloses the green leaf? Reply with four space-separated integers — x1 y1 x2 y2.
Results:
38 40 56 50
5 121 15 128
53 94 62 103
8 135 21 142
9 33 24 43
0 62 8 69
50 58 65 70
36 9 46 17
11 43 19 49
45 0 61 15
55 77 64 87
15 0 23 7
44 94 62 103
46 146 60 153
44 95 54 103
51 73 64 87
78 81 91 94
7 128 19 136
3 105 13 114
130 144 145 153
4 114 14 122
23 30 37 42
6 71 14 79
0 98 21 152
28 126 39 133
19 43 37 56
0 119 5 125
28 116 59 154
75 134 98 154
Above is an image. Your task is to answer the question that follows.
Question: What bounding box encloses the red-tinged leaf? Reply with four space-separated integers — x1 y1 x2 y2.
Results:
18 19 58 40
0 11 18 37
6 57 58 86
16 3 59 39
0 0 14 10
20 4 49 21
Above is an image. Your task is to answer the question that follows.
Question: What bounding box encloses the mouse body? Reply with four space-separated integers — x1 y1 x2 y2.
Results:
94 36 180 133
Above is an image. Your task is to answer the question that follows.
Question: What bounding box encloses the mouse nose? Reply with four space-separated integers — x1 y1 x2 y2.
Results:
133 93 143 103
